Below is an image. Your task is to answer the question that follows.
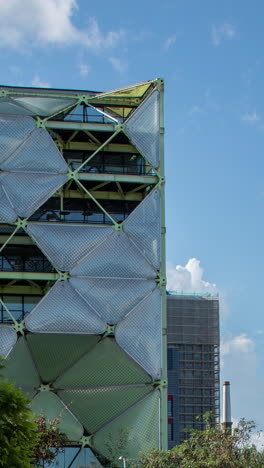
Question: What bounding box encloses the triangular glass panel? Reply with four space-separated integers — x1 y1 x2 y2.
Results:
123 188 161 270
27 223 113 272
27 334 100 383
93 390 160 460
1 128 68 173
70 277 156 324
1 336 40 397
13 96 77 117
125 89 160 168
0 325 17 358
1 171 68 218
0 97 35 116
25 281 107 334
116 288 162 379
0 114 36 166
55 338 151 389
71 231 156 278
0 181 17 223
48 448 102 468
59 385 152 434
31 392 83 441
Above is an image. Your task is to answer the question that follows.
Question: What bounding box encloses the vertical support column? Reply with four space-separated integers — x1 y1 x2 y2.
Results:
158 78 168 451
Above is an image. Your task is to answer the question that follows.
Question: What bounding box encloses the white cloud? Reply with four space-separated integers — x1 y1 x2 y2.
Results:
211 22 236 46
78 63 91 77
31 75 51 88
190 105 203 114
167 257 217 294
222 333 255 357
164 35 177 49
0 0 124 51
108 57 126 73
241 112 260 123
220 333 264 425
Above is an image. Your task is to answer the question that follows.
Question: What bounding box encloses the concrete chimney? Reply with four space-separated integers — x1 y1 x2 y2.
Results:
222 381 232 433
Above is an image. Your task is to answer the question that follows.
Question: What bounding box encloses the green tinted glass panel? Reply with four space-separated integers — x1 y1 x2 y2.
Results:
59 385 152 433
27 334 100 383
31 392 83 441
2 337 40 393
93 390 160 460
55 338 151 388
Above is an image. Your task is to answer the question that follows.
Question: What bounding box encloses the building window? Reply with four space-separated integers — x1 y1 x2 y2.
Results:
168 398 173 417
168 422 174 441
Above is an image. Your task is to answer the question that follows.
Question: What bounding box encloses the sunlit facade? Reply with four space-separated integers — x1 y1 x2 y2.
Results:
0 80 167 466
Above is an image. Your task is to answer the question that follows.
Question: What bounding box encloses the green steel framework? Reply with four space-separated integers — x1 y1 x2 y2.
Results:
0 79 167 466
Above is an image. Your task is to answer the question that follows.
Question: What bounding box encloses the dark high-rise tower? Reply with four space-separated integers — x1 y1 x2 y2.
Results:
167 293 220 447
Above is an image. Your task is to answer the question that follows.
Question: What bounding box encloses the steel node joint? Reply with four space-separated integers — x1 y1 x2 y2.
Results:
38 383 52 392
13 322 25 334
67 170 76 179
78 95 89 105
0 89 8 97
160 379 168 388
156 275 166 287
105 324 116 336
80 435 93 447
158 176 165 185
58 272 70 281
35 117 46 129
114 223 123 231
153 379 167 389
16 218 27 229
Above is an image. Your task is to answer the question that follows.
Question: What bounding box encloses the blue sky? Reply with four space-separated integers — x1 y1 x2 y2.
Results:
1 0 264 434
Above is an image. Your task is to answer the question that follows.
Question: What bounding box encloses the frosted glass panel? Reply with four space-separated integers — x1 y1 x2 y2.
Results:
70 277 156 324
25 281 106 334
1 337 40 391
0 98 35 116
116 288 162 379
31 392 83 441
59 386 152 434
0 114 36 165
0 325 17 358
27 223 113 271
55 337 151 388
123 188 161 269
71 231 156 279
0 181 17 222
2 172 67 218
93 391 160 460
1 128 68 173
27 334 100 382
125 89 160 168
13 97 76 116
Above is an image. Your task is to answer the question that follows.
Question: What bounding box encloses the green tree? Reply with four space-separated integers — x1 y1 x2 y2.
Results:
138 415 264 468
0 378 39 468
0 358 67 467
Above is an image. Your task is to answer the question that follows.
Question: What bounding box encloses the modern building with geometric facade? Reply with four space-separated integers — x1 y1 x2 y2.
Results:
0 79 167 467
167 293 220 448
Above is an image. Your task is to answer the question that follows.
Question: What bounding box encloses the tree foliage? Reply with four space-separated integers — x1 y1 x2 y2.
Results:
138 414 264 468
0 378 39 468
0 357 67 467
34 415 68 466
